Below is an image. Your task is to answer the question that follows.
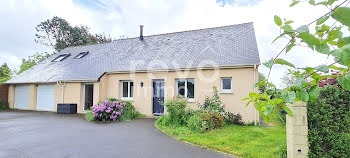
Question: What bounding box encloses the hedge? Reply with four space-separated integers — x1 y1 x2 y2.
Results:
307 86 350 157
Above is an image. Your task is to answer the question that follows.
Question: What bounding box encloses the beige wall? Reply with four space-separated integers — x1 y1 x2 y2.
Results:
8 85 14 108
29 84 37 110
54 83 83 113
7 67 259 122
100 67 258 122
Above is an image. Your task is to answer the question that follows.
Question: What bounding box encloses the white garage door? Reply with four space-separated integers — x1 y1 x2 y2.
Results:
14 85 30 109
36 84 55 111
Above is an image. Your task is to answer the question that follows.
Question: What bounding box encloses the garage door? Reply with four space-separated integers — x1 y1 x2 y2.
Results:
36 84 55 111
14 85 30 109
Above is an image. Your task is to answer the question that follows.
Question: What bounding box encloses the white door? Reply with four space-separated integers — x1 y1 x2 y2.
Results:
36 84 55 111
14 85 30 109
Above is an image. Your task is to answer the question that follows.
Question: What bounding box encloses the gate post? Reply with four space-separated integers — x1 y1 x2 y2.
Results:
286 101 309 158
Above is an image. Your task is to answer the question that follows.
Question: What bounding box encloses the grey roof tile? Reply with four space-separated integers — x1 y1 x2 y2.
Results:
6 22 260 84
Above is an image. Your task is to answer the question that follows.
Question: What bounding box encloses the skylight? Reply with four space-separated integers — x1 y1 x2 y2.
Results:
51 54 70 62
74 51 89 59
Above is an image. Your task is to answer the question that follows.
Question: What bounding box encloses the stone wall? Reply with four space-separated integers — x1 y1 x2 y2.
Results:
286 101 309 158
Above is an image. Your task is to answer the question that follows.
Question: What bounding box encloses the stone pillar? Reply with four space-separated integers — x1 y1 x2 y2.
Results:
286 101 309 158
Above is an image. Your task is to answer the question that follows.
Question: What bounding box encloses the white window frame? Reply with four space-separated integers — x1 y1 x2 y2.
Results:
176 79 195 100
221 77 233 93
120 80 134 100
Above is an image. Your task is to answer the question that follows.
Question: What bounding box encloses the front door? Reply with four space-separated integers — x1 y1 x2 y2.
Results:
84 84 94 111
153 79 164 115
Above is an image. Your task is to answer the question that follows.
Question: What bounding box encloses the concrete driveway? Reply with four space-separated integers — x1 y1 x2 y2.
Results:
0 111 232 158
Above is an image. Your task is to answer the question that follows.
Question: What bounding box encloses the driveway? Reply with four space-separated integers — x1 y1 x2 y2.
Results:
0 111 232 158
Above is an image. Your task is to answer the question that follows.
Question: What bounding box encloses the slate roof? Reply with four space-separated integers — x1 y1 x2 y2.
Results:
6 22 260 84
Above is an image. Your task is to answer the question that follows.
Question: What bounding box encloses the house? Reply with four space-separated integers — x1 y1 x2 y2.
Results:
6 22 260 122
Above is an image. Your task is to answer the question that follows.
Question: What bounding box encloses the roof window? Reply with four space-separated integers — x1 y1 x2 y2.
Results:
51 54 70 62
74 51 89 59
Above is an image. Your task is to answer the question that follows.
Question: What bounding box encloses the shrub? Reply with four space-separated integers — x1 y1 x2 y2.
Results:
198 86 225 113
187 113 208 132
107 98 143 121
92 99 124 122
307 86 350 157
85 110 95 122
90 98 142 122
0 101 9 110
164 96 188 125
224 112 245 125
200 111 224 130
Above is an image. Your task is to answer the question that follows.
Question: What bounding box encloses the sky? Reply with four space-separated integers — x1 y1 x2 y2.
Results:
0 0 337 87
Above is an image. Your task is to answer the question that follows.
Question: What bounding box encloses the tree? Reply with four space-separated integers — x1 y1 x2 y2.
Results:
17 52 52 74
280 70 297 89
258 72 267 93
244 0 350 123
0 63 12 84
35 16 112 51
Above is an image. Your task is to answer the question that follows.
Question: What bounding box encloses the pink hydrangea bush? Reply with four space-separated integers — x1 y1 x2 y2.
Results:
92 100 125 122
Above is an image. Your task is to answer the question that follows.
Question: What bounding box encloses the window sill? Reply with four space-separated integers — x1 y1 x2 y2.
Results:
220 91 233 94
121 98 134 102
187 99 195 103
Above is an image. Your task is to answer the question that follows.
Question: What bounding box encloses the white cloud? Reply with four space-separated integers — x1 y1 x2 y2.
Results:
0 0 338 86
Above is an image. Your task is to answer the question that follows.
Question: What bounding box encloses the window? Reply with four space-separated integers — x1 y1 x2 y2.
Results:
176 79 194 99
51 54 70 62
74 51 89 59
221 78 232 92
121 81 133 99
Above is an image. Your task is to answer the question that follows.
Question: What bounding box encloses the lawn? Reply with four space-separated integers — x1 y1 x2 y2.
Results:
156 122 286 158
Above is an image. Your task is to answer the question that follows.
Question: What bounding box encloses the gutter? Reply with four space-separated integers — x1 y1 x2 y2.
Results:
106 64 260 74
56 81 66 103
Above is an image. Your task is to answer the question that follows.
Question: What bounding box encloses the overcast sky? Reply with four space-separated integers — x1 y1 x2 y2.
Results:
0 0 337 87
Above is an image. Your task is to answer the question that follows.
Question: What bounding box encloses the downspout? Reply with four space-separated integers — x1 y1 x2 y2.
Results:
253 64 257 126
57 81 66 103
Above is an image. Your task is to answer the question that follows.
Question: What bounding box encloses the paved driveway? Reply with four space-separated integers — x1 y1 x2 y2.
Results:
0 111 232 158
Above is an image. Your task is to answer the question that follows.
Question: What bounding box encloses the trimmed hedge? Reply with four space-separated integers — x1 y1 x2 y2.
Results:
307 86 350 157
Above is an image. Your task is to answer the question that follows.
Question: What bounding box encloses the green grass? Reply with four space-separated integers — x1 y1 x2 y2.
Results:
156 123 286 158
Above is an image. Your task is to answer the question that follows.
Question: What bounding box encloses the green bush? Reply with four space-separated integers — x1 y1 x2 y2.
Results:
85 110 95 122
223 112 245 125
200 111 224 130
187 113 208 132
198 86 225 113
307 86 350 157
0 101 9 110
106 98 143 121
164 96 188 125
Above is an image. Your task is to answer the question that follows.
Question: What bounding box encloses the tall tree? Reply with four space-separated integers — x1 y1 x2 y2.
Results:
258 72 267 93
0 63 12 84
35 16 112 51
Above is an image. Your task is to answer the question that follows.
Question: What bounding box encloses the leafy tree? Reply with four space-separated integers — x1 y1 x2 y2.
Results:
35 16 112 51
0 63 12 84
244 0 350 123
17 52 52 74
280 70 297 88
258 72 267 93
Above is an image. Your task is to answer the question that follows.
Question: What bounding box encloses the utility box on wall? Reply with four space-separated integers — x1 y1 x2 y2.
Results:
57 104 77 114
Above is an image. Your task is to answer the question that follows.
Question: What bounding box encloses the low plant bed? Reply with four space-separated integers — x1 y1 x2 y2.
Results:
155 121 286 158
85 98 143 122
155 86 286 158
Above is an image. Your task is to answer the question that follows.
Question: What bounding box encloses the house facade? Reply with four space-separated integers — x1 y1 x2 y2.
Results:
6 22 260 122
